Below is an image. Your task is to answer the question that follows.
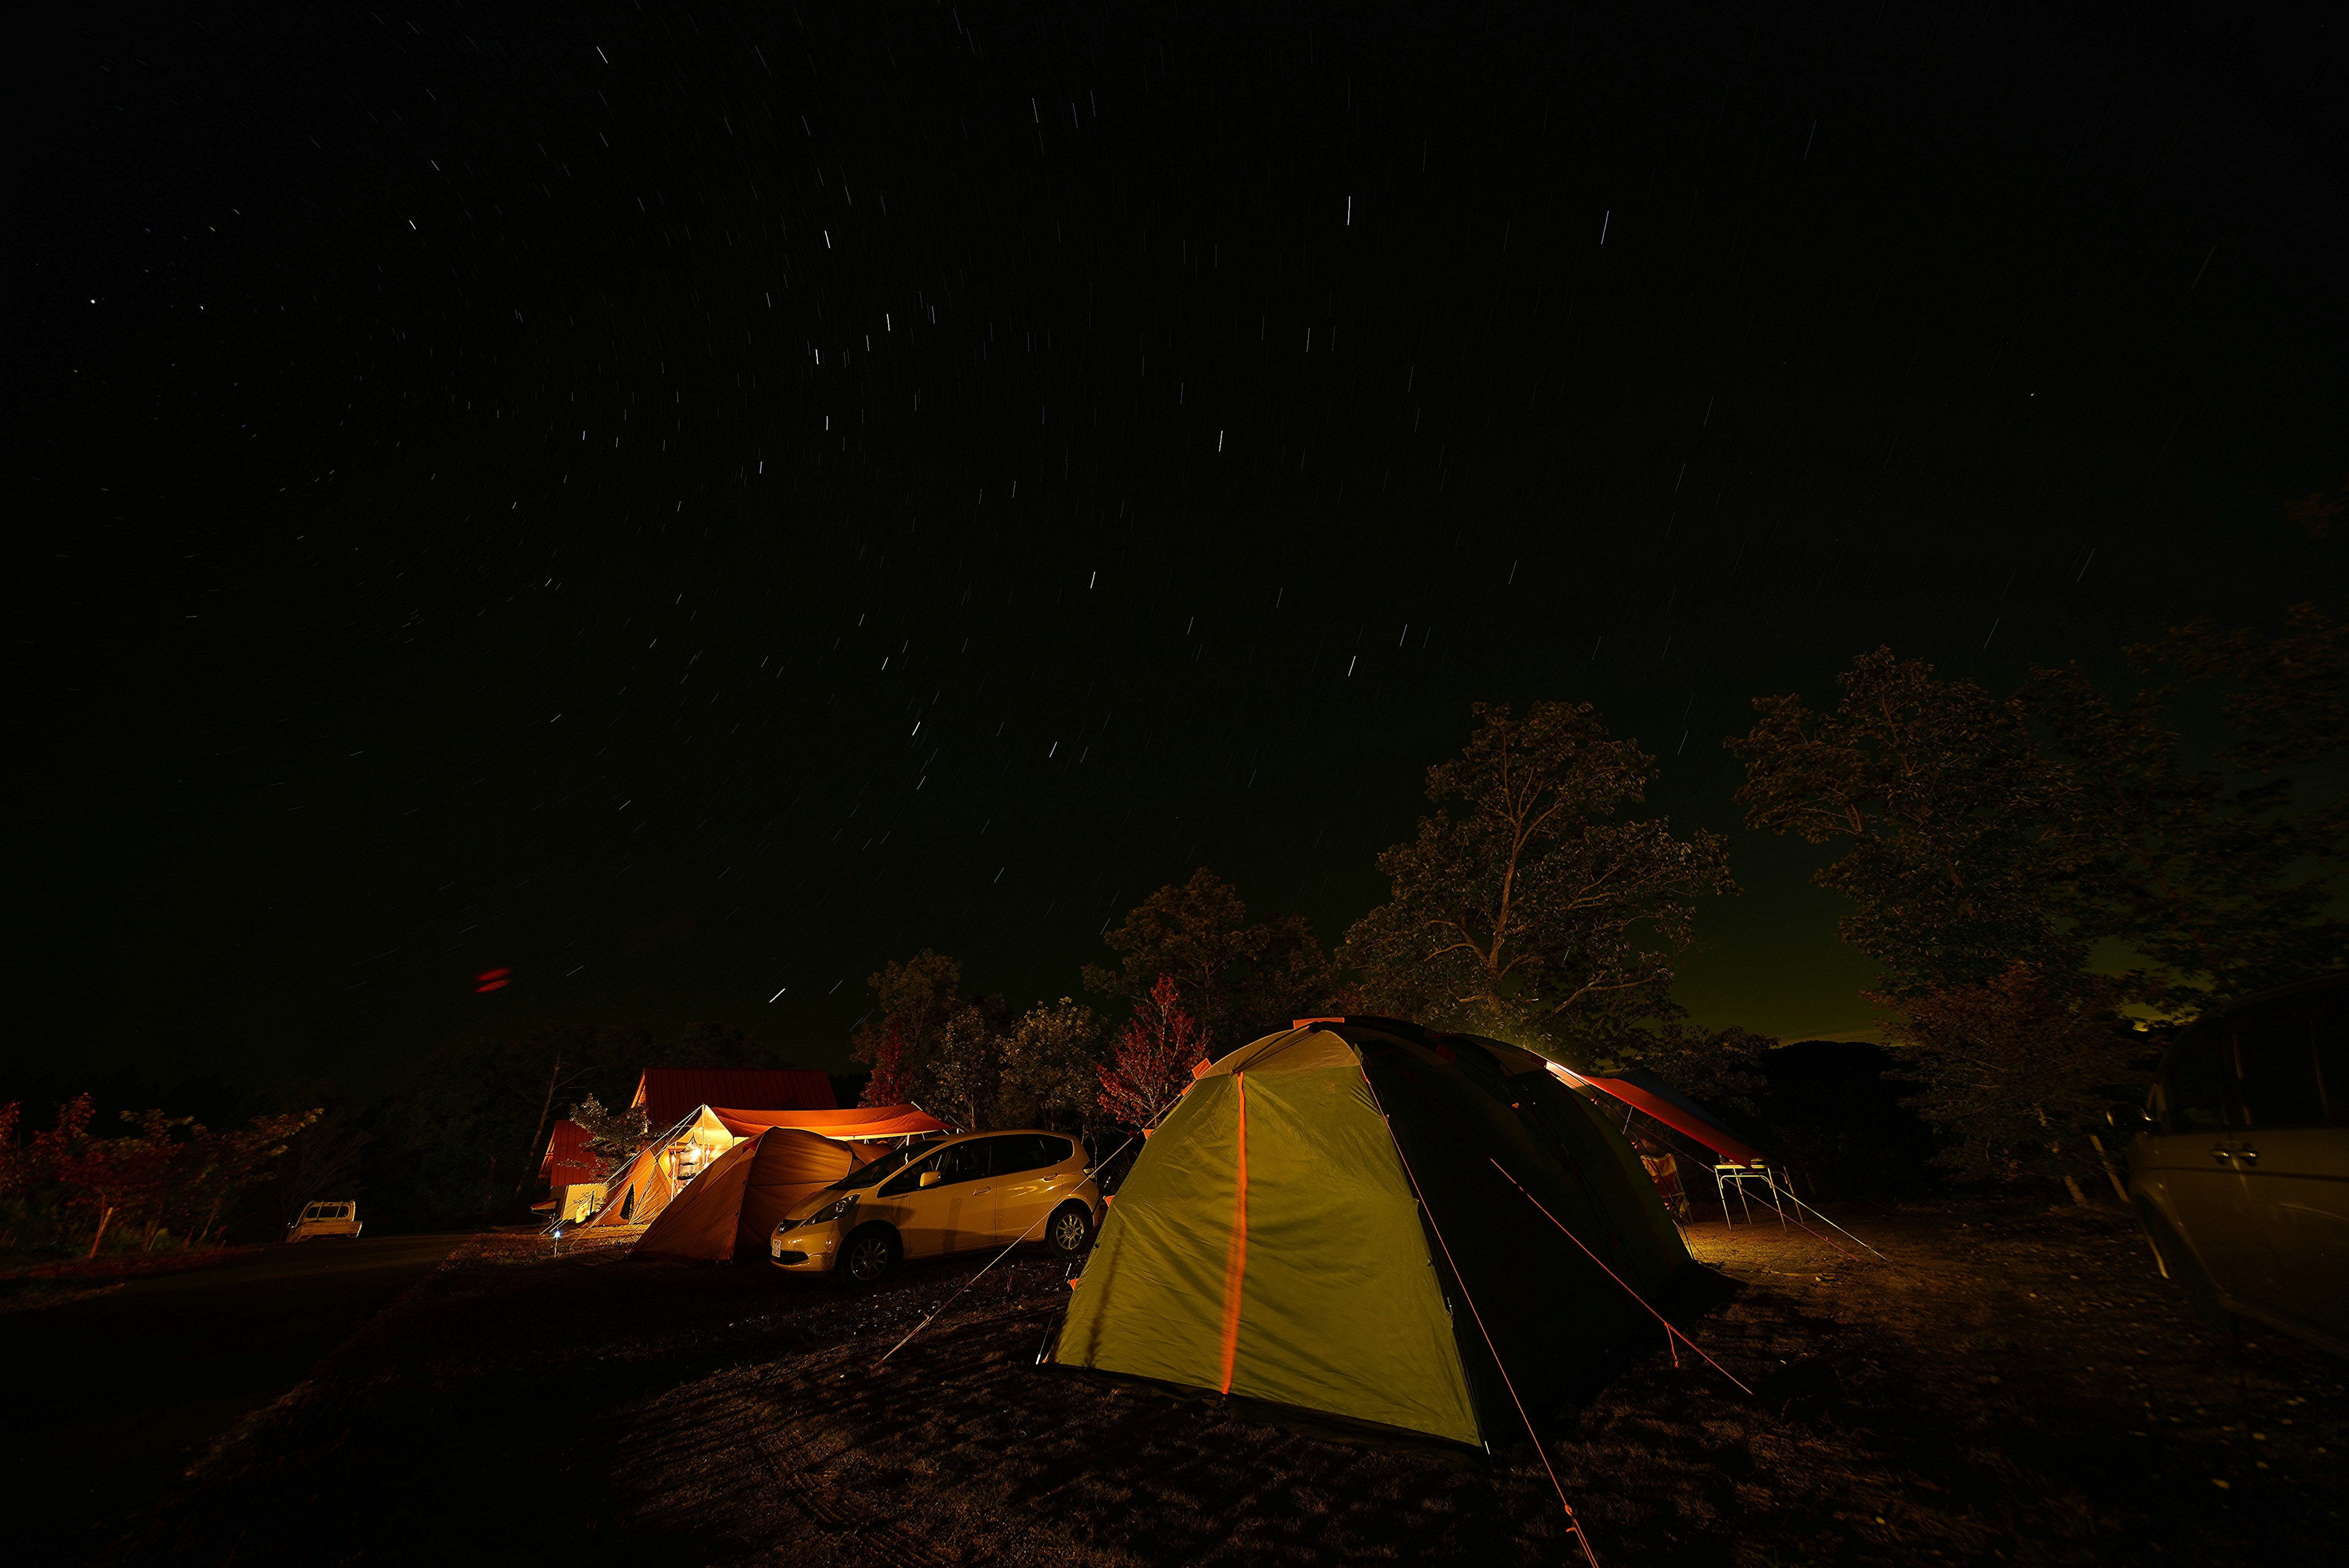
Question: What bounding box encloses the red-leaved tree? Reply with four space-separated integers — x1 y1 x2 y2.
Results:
1096 975 1208 1127
37 1096 180 1258
0 1101 23 1197
861 1022 921 1107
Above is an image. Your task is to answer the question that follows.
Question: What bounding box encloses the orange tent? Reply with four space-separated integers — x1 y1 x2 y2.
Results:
583 1105 738 1228
632 1128 878 1261
711 1104 949 1140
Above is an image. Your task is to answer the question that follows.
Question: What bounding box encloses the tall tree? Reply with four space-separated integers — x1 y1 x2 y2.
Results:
177 1108 317 1246
1726 649 2089 998
2143 600 2347 773
861 1024 919 1107
38 1098 179 1258
1343 701 1734 1059
1631 1023 1775 1116
1085 870 1332 1054
850 949 968 1105
998 998 1105 1132
513 1039 593 1198
2028 608 2347 1003
1096 976 1208 1128
1877 963 2142 1199
927 1005 1004 1131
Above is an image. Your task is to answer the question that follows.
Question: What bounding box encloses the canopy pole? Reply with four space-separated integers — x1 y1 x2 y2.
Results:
1767 1173 1885 1260
1718 1164 1872 1261
1379 1112 1602 1568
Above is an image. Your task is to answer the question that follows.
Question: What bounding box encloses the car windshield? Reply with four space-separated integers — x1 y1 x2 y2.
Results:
823 1143 931 1191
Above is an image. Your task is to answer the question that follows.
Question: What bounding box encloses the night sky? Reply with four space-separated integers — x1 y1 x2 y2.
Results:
13 2 2343 1093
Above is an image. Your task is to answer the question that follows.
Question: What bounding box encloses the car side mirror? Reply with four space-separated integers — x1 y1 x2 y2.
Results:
2107 1104 2153 1136
918 1170 942 1189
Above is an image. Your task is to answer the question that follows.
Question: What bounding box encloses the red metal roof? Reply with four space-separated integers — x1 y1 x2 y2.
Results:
538 1120 605 1187
630 1067 836 1129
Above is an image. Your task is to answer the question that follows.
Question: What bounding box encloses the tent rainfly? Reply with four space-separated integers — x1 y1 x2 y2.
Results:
633 1128 878 1261
1048 1017 1698 1451
583 1105 738 1229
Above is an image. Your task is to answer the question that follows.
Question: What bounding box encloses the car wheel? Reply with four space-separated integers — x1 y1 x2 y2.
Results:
836 1225 899 1287
1045 1202 1094 1258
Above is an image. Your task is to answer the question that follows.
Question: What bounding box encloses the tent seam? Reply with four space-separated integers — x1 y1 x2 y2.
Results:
1217 1072 1249 1394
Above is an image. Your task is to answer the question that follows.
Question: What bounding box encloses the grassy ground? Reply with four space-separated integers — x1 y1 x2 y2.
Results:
113 1199 2343 1566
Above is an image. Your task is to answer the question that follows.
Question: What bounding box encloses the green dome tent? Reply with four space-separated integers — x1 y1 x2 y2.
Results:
1048 1017 1699 1451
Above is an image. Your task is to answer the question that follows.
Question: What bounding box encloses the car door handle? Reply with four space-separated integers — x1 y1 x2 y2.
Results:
2212 1147 2233 1161
2237 1149 2257 1164
974 1186 991 1195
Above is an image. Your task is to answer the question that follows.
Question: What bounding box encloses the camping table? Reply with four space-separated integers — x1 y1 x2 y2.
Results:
1713 1163 1790 1229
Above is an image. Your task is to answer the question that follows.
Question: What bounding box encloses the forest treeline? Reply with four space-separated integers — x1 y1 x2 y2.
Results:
4 600 2339 1252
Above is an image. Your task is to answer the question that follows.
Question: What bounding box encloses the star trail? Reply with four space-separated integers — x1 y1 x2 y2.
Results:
14 1 2342 1088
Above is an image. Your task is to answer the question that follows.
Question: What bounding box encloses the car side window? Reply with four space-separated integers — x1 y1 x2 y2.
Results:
935 1140 990 1184
992 1134 1072 1174
2162 1033 2232 1133
878 1149 941 1197
2236 1009 2325 1129
878 1140 989 1197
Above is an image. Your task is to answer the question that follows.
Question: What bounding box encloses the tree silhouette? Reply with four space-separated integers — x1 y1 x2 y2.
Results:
1096 976 1208 1128
1347 700 1733 1058
861 1022 920 1107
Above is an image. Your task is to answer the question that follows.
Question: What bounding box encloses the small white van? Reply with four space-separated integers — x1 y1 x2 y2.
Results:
288 1201 364 1241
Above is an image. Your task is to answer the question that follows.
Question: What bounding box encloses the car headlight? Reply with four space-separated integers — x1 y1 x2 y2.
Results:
784 1194 858 1232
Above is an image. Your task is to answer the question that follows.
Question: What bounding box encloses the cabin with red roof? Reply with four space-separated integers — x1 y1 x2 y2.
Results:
538 1119 603 1189
535 1118 609 1218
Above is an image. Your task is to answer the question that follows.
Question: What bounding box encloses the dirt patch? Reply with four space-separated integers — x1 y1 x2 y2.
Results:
116 1202 2344 1566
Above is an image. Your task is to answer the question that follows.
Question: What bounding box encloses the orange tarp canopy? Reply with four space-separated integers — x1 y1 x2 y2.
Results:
633 1128 878 1262
632 1067 835 1128
711 1104 948 1141
1548 1063 1768 1168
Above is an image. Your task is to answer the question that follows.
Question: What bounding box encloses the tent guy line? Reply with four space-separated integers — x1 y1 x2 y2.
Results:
1381 1109 1603 1568
875 1126 1145 1372
1486 1156 1753 1395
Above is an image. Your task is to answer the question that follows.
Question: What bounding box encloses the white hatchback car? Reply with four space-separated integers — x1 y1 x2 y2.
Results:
771 1130 1100 1284
288 1200 364 1241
